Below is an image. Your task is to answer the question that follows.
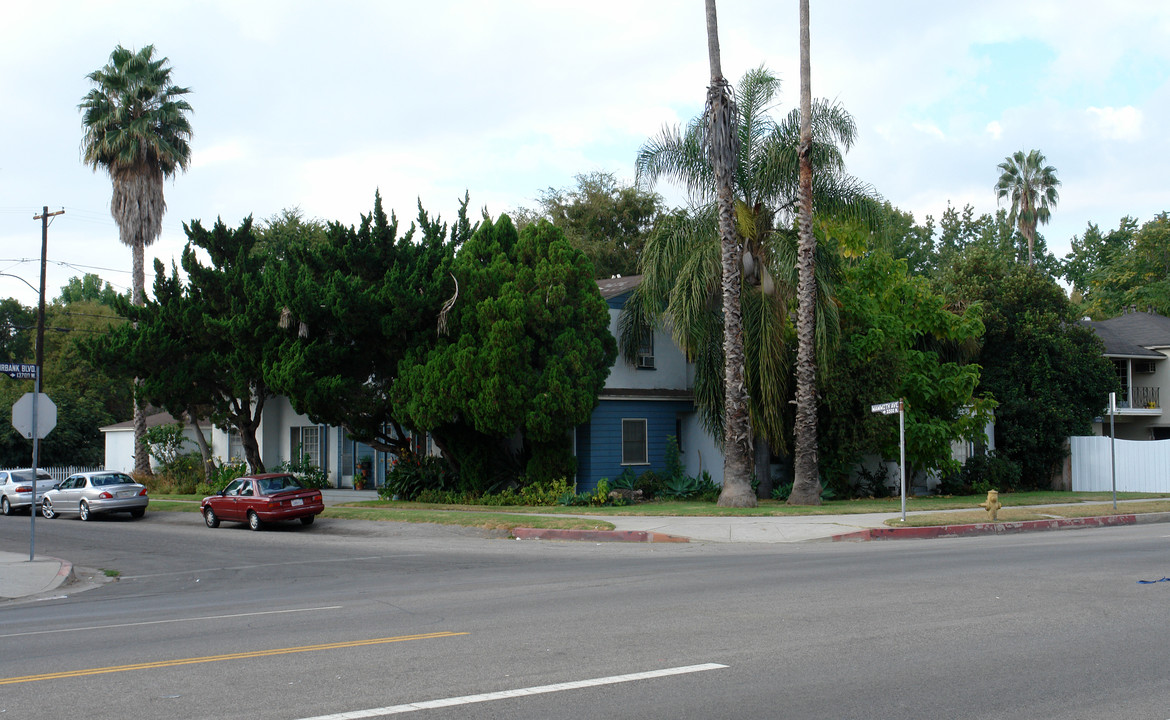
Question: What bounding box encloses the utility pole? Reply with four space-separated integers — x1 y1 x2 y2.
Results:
27 206 62 561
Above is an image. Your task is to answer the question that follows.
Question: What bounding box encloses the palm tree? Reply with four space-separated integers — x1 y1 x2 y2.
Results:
701 0 754 507
994 149 1060 267
789 0 821 505
80 45 193 474
631 59 870 504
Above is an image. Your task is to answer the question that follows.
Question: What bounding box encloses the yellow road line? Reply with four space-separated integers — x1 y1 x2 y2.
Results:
0 631 467 685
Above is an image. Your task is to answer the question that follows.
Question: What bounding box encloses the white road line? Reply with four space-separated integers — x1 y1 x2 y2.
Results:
298 663 729 719
0 606 342 639
122 555 418 579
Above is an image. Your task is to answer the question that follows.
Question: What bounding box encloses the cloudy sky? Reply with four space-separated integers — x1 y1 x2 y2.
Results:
1 0 1166 306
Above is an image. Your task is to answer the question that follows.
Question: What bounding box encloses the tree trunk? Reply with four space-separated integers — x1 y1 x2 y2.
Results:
187 407 215 483
789 0 822 506
131 237 152 475
754 432 773 499
705 0 756 507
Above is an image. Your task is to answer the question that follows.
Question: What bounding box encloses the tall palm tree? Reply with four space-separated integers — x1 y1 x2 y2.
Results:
789 0 821 505
994 149 1060 267
701 0 754 507
80 44 193 474
631 59 870 503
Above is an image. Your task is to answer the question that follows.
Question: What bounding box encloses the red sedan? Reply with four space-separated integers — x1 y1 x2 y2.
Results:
201 473 324 531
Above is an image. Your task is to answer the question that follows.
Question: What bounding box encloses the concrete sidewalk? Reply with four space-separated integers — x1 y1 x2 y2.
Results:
0 550 73 602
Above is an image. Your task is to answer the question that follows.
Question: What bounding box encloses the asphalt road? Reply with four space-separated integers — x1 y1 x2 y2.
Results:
1 510 1169 719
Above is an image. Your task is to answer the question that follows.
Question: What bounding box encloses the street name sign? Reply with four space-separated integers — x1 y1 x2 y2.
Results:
870 400 901 415
0 362 37 380
11 392 56 439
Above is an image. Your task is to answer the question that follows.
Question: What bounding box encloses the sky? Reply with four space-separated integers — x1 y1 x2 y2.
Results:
1 0 1167 307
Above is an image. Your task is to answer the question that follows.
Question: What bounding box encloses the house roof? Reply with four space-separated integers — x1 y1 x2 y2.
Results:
100 411 211 433
1082 308 1170 358
596 275 643 300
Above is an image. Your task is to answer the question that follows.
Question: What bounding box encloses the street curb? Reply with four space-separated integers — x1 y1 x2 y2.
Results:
511 528 690 543
49 556 74 593
831 511 1170 541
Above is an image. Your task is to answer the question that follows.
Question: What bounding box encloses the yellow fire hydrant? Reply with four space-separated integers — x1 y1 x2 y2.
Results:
978 489 1002 521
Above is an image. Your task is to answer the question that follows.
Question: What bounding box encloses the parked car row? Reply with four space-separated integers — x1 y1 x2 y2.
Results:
0 470 323 531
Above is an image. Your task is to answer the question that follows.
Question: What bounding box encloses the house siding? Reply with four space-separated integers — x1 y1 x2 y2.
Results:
576 398 694 493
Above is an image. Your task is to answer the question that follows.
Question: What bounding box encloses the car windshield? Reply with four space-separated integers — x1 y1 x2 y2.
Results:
258 476 304 494
91 473 134 487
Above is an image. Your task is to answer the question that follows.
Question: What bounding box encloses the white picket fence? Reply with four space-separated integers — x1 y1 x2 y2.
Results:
1070 436 1170 492
1 466 104 483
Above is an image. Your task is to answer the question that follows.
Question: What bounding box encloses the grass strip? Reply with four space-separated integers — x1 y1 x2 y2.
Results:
885 500 1170 527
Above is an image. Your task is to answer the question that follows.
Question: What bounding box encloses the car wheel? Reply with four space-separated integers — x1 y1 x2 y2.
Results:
247 510 262 531
41 498 56 519
1 496 10 516
300 515 315 526
79 500 92 521
203 507 220 528
129 508 145 519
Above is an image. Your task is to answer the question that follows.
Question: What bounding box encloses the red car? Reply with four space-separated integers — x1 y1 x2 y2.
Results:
201 473 324 531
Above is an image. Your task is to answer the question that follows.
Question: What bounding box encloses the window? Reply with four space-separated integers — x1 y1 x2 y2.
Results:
622 419 648 465
636 330 655 369
1113 359 1130 406
228 431 245 462
290 426 322 468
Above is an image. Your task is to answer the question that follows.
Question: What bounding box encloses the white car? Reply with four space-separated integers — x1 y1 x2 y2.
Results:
0 468 55 516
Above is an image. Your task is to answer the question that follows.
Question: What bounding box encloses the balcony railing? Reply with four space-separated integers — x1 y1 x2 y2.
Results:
1117 386 1160 410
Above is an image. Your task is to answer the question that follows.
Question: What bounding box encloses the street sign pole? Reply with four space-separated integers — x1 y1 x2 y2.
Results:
870 399 907 521
899 400 906 522
1109 391 1117 511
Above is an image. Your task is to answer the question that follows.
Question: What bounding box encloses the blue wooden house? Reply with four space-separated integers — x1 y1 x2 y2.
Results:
573 276 723 493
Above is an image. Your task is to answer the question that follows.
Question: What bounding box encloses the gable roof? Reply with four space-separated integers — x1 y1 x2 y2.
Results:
1082 308 1170 358
596 275 643 303
100 411 211 433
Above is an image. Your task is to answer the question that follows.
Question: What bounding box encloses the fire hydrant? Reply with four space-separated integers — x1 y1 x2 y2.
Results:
978 489 1002 521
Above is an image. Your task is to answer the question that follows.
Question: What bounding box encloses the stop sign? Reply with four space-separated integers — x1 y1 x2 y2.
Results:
11 392 56 440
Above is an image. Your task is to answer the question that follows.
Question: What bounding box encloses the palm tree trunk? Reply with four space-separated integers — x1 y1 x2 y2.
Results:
132 238 152 476
790 0 822 505
705 0 755 507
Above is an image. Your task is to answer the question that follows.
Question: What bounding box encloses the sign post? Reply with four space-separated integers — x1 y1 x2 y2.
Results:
1109 392 1117 511
871 399 907 521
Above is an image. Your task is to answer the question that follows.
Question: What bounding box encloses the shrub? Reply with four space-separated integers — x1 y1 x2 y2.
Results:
940 453 1023 495
771 482 793 501
635 470 667 500
610 468 637 491
273 450 330 489
855 464 894 499
144 422 187 468
660 474 698 500
381 455 458 501
693 471 720 502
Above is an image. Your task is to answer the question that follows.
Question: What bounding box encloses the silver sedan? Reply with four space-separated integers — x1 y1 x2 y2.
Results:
41 471 149 521
0 468 55 516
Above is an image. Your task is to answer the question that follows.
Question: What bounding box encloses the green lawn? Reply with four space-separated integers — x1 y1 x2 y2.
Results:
150 490 1170 522
886 499 1170 527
